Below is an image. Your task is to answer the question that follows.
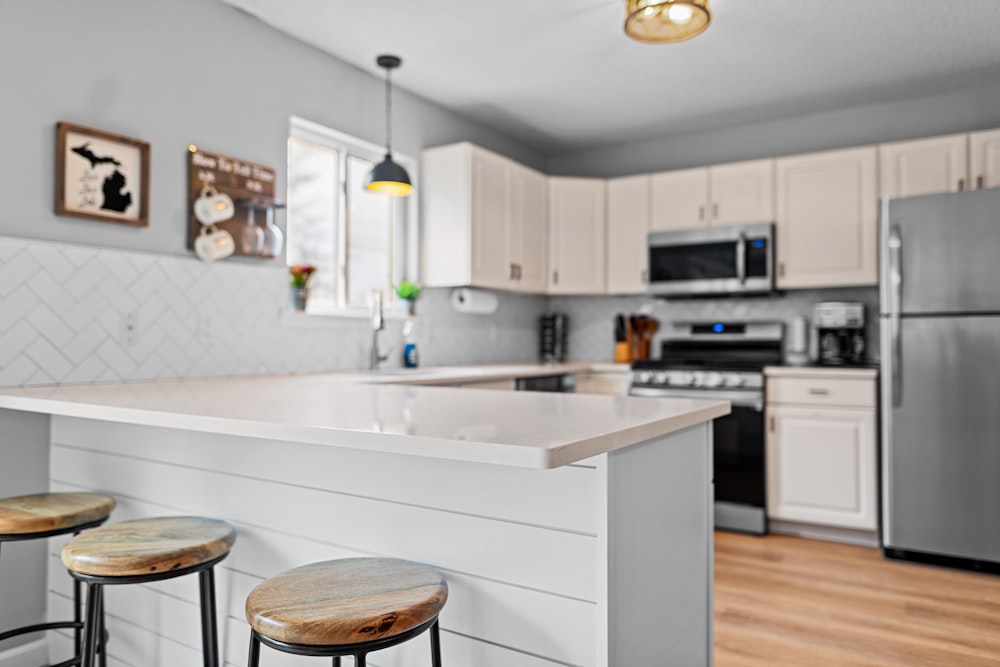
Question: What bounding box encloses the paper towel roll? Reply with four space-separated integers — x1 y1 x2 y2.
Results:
450 287 499 315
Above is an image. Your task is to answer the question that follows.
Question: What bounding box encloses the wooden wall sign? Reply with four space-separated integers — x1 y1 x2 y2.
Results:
186 146 281 258
56 122 151 227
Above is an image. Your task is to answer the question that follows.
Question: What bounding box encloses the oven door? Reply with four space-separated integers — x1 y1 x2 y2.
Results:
630 386 767 535
647 223 774 296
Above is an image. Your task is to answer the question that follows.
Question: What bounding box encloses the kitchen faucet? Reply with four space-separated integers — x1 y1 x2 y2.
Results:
369 290 389 371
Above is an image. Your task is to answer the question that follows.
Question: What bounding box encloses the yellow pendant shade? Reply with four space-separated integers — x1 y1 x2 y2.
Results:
625 0 712 44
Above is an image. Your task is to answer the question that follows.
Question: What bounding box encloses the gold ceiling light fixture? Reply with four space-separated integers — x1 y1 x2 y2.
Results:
624 0 712 44
366 54 413 197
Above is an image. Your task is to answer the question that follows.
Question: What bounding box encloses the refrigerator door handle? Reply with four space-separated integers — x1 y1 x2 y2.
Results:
889 225 903 406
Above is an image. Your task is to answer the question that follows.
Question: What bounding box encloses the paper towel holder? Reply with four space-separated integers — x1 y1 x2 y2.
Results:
450 287 499 315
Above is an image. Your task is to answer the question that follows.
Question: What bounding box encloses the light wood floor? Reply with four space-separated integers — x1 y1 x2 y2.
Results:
715 532 1000 666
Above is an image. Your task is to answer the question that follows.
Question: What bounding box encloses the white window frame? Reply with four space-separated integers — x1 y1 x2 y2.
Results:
287 115 419 317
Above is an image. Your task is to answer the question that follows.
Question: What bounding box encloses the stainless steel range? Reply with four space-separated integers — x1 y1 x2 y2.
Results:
630 321 784 535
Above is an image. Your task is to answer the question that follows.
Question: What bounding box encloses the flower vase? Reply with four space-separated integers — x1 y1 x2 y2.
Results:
290 287 309 312
400 299 415 317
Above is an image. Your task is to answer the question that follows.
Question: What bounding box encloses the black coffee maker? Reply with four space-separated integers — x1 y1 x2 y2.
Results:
813 302 866 365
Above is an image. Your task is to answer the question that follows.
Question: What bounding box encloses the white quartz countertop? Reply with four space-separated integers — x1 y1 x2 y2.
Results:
0 364 726 469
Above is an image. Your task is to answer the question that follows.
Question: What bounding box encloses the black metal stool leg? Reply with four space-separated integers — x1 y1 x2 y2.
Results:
81 583 103 667
199 567 220 667
355 654 366 667
332 657 341 667
96 586 107 667
247 633 261 667
430 619 442 667
73 577 84 663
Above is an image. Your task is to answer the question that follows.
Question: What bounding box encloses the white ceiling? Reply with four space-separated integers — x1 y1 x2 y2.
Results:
222 0 1000 154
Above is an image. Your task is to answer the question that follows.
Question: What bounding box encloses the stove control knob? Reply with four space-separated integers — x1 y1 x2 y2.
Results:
725 374 745 388
704 372 725 388
679 372 697 386
653 372 670 385
637 371 654 385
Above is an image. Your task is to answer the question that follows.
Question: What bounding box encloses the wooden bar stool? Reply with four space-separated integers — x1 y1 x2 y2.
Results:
61 516 236 667
246 558 448 666
0 492 115 667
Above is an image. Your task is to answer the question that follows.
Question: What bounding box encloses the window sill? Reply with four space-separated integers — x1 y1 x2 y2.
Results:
280 305 413 328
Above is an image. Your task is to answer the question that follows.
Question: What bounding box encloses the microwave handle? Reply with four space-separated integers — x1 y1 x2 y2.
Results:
736 232 747 284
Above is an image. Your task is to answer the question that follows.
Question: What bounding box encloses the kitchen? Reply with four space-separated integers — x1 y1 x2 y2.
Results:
1 1 999 666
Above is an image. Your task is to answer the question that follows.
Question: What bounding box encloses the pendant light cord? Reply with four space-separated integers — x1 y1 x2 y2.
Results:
385 67 393 155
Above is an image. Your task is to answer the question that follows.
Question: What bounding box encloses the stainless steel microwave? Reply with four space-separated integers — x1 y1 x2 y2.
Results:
647 222 775 297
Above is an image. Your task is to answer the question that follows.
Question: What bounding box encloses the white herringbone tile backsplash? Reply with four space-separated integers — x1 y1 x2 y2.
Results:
0 236 547 388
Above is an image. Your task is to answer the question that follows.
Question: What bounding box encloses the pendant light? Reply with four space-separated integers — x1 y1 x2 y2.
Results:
625 0 712 44
366 54 413 197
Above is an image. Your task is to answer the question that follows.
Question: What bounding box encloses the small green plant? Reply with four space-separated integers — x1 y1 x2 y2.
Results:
395 280 422 301
289 265 316 288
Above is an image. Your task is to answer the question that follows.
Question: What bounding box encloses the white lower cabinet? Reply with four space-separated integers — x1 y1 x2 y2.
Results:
765 373 878 534
575 370 631 396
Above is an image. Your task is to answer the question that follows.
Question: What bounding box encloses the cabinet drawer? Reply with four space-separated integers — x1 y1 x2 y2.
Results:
767 377 875 408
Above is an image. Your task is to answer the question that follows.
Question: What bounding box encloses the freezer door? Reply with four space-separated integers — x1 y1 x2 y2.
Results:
880 189 1000 315
882 315 1000 561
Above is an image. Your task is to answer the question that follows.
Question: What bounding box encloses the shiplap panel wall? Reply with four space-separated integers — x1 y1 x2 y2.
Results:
47 417 598 667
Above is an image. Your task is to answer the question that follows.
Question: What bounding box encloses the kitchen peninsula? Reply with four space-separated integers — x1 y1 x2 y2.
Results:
0 369 728 667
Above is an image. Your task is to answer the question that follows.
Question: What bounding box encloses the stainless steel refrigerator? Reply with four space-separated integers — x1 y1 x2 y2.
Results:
880 188 1000 571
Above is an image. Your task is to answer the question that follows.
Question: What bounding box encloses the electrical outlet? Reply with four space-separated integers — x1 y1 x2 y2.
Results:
120 312 138 347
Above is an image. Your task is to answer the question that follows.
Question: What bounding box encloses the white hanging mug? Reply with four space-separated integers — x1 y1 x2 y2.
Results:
193 185 235 225
194 225 235 262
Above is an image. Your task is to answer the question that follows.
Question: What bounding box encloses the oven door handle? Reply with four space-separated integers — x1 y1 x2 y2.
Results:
736 232 747 285
629 386 763 411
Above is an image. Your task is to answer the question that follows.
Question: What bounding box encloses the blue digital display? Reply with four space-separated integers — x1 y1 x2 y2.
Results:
753 240 764 248
713 323 725 333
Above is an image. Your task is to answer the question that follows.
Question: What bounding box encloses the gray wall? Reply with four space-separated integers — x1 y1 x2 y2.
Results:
0 410 50 654
547 82 1000 177
0 0 544 256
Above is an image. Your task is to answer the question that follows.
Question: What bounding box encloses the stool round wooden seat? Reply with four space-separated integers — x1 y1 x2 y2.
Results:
0 492 115 539
246 558 447 667
0 492 114 667
62 516 236 667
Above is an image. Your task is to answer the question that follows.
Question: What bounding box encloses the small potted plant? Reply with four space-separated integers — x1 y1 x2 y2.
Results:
289 265 316 311
395 280 421 316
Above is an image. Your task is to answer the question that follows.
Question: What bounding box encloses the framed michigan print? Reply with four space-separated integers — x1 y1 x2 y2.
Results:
55 122 150 227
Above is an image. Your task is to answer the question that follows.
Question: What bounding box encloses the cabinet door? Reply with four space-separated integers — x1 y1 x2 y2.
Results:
509 165 548 293
470 148 512 289
709 159 774 226
879 133 969 199
775 147 878 289
650 167 709 231
766 405 877 531
606 175 650 294
970 128 1000 190
548 177 607 295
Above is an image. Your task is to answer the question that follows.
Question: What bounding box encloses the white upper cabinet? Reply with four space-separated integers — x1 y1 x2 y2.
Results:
421 142 547 293
879 133 969 199
651 160 773 232
509 164 549 293
650 167 709 231
708 159 775 226
606 174 650 295
548 177 607 295
970 128 1000 190
775 146 878 289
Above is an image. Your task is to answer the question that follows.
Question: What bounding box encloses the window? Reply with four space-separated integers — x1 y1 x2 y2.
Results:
286 116 417 314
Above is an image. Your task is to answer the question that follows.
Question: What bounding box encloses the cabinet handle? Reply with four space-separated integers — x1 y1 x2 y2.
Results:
515 264 522 280
808 388 830 396
769 416 775 433
698 205 705 221
778 262 786 278
958 178 966 192
510 263 515 280
713 203 719 219
641 268 648 283
978 175 985 190
553 270 559 285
